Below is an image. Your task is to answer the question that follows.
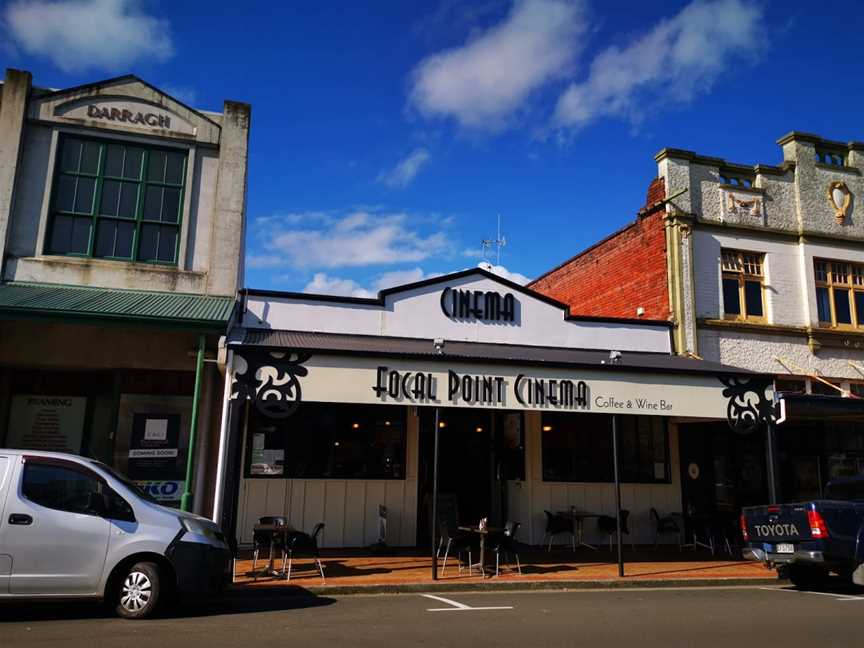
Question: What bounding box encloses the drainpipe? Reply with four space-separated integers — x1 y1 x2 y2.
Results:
180 334 206 512
211 350 234 524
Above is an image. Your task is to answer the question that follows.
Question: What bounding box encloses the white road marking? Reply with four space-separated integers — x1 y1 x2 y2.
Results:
759 586 864 601
421 594 513 612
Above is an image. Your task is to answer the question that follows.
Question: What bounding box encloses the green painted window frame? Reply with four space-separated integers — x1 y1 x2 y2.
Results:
45 133 188 266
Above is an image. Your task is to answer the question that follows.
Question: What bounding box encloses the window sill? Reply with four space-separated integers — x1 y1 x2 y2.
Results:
699 318 808 336
718 183 764 195
22 254 203 277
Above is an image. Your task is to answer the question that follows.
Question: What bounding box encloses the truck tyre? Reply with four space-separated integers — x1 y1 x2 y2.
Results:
113 561 162 619
788 564 829 589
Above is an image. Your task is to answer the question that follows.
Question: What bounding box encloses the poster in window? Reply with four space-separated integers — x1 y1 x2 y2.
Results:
128 413 182 482
6 395 87 454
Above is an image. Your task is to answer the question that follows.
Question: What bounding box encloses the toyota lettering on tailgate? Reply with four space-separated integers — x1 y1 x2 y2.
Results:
753 523 800 537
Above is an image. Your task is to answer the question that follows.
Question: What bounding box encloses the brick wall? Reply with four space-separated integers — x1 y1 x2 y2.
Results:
529 179 671 320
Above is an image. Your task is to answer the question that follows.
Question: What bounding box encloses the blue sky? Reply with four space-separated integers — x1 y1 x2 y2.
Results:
3 0 864 295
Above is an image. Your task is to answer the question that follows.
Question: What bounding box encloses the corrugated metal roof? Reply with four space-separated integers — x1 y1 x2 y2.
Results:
0 282 234 328
238 329 756 376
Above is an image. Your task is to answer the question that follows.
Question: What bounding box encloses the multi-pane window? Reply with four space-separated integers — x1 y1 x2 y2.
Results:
721 249 765 321
46 135 187 265
814 259 864 328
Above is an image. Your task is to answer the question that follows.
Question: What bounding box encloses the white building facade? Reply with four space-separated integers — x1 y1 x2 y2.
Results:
0 69 250 514
659 132 864 501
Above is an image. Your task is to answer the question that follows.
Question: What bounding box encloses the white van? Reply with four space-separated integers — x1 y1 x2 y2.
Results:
0 449 231 618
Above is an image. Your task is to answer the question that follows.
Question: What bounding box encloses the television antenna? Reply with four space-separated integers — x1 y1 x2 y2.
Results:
481 214 507 266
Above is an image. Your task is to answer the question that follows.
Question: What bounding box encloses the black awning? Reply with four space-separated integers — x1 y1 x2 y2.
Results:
777 393 864 423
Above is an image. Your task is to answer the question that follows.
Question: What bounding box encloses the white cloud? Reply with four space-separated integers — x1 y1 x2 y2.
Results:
377 148 431 188
373 267 441 290
410 0 587 130
554 0 764 129
4 0 174 73
303 273 374 298
249 209 450 270
478 261 530 285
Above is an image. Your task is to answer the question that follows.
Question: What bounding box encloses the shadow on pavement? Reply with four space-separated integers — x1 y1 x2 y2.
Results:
0 588 336 622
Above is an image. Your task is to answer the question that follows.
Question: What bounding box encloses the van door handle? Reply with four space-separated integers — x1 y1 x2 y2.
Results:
9 514 33 525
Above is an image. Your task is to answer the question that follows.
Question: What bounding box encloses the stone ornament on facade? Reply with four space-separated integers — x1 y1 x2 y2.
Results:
230 349 310 418
725 192 763 218
719 375 775 434
828 181 852 224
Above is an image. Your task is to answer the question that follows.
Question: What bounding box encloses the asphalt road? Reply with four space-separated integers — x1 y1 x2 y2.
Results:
2 585 863 647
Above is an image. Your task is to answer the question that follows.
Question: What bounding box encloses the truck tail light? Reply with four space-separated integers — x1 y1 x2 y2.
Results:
808 509 829 539
740 513 749 541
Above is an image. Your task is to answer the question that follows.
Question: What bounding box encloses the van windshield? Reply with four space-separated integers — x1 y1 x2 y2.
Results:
90 461 159 504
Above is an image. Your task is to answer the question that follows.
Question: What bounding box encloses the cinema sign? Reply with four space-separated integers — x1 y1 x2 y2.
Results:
440 287 516 323
263 356 729 419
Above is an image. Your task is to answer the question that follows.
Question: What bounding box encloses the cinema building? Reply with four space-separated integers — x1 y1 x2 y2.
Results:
215 268 772 549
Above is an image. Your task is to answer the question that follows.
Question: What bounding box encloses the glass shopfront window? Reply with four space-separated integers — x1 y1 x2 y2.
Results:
541 412 670 484
245 402 407 479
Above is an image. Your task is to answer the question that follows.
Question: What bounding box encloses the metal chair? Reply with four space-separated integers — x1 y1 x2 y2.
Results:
543 510 575 551
437 521 476 576
493 521 522 576
597 510 634 550
252 515 288 579
284 522 325 582
651 508 683 550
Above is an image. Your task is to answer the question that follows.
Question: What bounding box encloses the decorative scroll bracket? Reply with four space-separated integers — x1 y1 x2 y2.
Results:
230 349 311 419
719 375 775 434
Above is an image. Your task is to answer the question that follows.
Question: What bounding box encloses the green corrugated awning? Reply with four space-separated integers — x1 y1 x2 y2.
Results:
0 282 234 330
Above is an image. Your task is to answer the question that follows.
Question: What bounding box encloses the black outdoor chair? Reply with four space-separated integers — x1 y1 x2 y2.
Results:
284 522 325 582
437 521 477 576
597 510 634 550
492 521 522 576
651 508 683 550
543 510 575 551
252 515 288 579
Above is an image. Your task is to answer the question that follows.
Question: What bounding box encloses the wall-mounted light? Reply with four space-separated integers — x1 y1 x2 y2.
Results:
334 441 340 447
475 426 483 433
542 425 553 432
438 421 447 428
351 422 360 429
385 420 391 426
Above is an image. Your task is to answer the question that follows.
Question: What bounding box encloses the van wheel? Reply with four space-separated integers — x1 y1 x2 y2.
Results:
788 564 829 589
114 562 161 619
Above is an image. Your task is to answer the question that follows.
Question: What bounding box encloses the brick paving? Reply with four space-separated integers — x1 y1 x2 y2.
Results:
231 548 775 591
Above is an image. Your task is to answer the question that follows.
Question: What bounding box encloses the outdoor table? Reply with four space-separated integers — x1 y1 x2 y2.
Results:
252 522 297 577
556 510 602 551
458 525 503 578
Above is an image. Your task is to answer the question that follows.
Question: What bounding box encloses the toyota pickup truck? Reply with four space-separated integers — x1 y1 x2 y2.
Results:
741 477 864 588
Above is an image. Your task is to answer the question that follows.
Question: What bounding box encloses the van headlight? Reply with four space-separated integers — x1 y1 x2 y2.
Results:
179 517 225 543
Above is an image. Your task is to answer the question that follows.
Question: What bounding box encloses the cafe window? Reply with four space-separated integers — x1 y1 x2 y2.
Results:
244 403 406 479
45 135 186 265
540 413 669 484
721 249 765 321
814 259 864 328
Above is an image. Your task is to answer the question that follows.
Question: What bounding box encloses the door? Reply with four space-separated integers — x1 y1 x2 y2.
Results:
0 455 12 593
3 457 110 595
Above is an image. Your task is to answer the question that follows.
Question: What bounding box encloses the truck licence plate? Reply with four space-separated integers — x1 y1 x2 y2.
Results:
776 543 795 554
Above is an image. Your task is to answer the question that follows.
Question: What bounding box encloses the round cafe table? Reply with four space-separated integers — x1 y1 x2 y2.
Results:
458 525 503 578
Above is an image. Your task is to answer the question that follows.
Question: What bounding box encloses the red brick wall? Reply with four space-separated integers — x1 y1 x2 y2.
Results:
530 179 670 321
